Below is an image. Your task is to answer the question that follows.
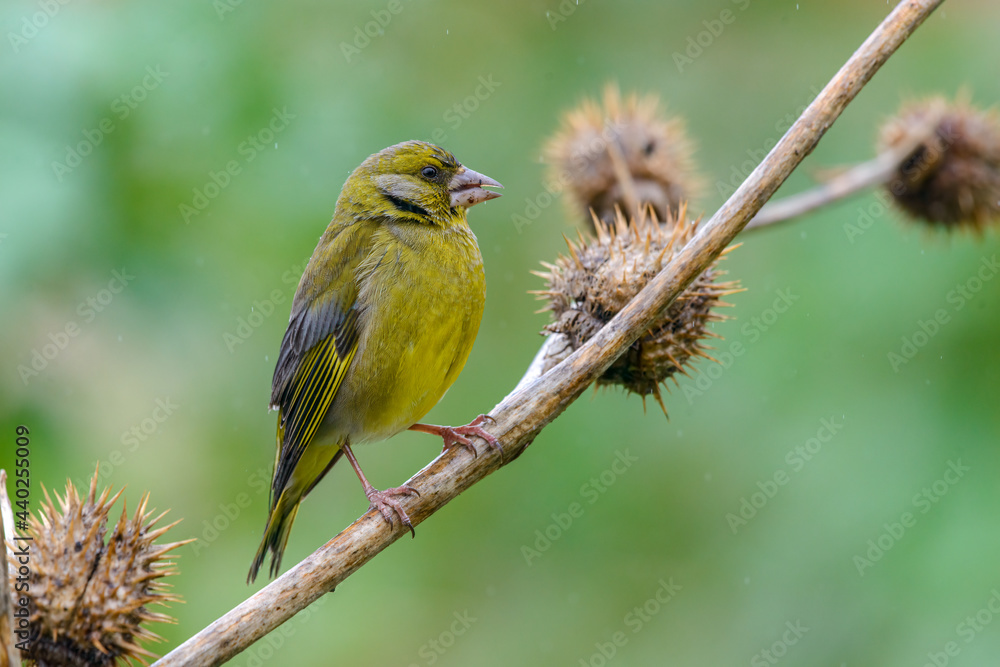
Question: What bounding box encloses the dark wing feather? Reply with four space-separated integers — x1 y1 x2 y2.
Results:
270 296 359 408
268 223 371 505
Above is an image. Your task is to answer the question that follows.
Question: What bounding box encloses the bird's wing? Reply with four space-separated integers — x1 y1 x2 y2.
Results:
268 224 371 501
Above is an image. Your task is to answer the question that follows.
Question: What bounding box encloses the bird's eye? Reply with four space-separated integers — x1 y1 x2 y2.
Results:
421 166 439 179
643 140 656 156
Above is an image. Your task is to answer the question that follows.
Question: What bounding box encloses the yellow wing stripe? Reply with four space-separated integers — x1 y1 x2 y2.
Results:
294 338 347 446
270 332 357 502
285 334 356 452
286 339 331 438
290 339 336 440
285 338 329 420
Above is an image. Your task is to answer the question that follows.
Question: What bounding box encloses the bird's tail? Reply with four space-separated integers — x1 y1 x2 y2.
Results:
248 446 344 583
248 491 300 584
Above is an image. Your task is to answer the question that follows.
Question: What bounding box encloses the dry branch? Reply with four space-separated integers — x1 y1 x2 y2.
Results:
153 2 945 664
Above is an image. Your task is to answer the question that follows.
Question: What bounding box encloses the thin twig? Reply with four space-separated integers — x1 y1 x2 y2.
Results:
745 98 946 231
153 2 944 665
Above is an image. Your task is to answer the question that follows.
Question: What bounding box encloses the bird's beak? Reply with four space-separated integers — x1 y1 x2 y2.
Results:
449 167 503 208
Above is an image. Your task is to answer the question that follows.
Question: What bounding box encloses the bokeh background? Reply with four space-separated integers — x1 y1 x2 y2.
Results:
3 0 1000 665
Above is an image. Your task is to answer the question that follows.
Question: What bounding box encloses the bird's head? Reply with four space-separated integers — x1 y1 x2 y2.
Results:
342 141 503 227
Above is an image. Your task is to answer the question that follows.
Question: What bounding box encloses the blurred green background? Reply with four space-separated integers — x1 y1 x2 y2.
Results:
3 0 1000 665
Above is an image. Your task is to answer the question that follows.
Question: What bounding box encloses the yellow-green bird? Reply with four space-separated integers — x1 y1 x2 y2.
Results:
249 141 503 582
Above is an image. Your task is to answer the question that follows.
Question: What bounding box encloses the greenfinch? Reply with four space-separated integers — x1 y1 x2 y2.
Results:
249 141 502 582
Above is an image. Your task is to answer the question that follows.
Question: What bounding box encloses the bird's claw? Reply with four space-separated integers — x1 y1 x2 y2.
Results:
440 414 502 458
366 485 419 537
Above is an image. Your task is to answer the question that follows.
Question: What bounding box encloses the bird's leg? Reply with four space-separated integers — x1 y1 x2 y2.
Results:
409 414 502 457
341 442 419 537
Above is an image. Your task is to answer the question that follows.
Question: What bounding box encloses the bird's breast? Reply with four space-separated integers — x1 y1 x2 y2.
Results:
329 222 486 443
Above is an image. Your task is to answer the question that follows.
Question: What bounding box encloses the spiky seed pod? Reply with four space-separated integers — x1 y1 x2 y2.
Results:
878 96 1000 231
534 206 740 413
21 470 190 667
544 83 700 230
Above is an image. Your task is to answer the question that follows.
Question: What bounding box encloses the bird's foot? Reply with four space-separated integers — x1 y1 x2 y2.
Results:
367 485 419 537
412 415 502 458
